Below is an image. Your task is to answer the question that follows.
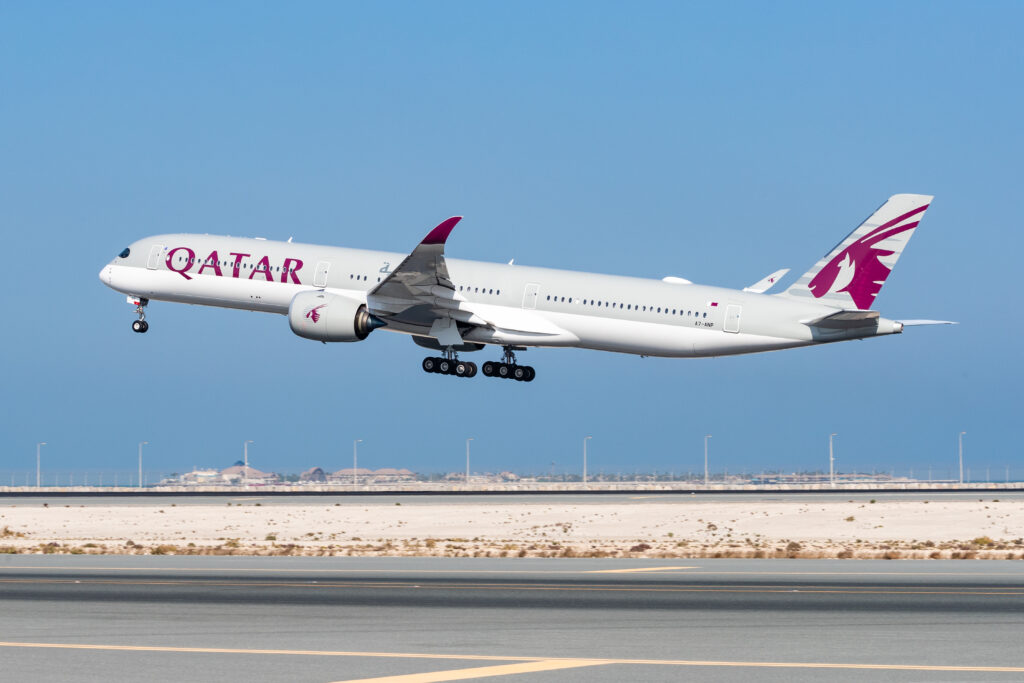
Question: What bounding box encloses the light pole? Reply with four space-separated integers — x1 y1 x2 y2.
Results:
36 442 46 488
138 441 148 489
829 433 837 488
243 440 253 487
958 431 966 485
583 436 592 485
353 439 362 487
465 438 474 483
704 434 712 486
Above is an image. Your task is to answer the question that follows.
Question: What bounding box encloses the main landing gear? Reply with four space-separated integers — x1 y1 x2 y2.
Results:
420 345 536 381
130 298 150 334
421 347 478 378
481 346 535 382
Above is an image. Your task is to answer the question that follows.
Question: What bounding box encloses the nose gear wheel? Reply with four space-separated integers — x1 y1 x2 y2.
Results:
131 298 150 334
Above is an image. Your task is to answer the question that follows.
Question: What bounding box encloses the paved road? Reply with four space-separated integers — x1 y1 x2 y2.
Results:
2 490 1022 507
1 556 1022 682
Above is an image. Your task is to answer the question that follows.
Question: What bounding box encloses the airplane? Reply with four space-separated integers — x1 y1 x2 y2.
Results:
99 193 951 382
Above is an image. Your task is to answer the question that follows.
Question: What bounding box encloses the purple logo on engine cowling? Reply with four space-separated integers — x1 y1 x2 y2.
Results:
808 204 927 310
305 304 327 323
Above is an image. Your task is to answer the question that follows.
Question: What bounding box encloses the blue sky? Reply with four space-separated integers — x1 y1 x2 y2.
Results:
1 2 1021 482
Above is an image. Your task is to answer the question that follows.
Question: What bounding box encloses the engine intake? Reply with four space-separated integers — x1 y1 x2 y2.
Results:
288 291 385 342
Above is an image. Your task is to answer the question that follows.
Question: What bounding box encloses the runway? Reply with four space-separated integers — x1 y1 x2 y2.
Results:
1 556 1023 681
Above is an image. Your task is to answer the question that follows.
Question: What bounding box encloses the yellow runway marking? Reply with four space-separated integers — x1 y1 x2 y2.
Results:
1 642 1023 673
333 659 604 682
586 566 696 573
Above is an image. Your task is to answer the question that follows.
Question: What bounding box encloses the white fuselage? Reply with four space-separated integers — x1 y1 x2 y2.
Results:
100 234 902 358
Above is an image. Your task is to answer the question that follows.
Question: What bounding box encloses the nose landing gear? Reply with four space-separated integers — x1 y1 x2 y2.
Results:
130 297 150 334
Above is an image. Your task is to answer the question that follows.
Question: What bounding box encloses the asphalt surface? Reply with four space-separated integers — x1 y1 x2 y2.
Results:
1 556 1023 682
3 490 1023 507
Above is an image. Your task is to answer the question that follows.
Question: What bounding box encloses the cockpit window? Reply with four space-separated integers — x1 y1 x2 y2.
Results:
118 248 131 258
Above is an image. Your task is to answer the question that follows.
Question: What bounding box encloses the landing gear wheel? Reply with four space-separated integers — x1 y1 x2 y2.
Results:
422 357 438 373
522 366 535 382
512 365 528 381
130 297 150 334
438 359 453 375
465 362 478 378
482 361 496 377
497 363 511 379
455 361 469 377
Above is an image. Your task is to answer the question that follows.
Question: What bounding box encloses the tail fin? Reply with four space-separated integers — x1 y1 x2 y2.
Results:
781 194 933 310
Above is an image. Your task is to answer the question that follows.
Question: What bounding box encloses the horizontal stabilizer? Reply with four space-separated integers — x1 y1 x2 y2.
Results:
897 319 958 326
744 268 789 293
804 309 880 329
662 276 692 285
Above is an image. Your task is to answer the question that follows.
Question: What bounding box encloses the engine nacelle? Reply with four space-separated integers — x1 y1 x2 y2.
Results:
288 291 385 342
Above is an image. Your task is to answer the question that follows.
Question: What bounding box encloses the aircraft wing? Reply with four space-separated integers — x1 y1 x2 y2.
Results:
368 217 570 346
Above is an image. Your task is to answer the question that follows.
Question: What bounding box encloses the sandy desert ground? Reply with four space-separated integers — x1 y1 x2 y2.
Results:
2 497 1023 559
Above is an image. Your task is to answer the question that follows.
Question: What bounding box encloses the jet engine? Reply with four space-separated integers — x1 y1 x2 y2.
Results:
288 291 385 342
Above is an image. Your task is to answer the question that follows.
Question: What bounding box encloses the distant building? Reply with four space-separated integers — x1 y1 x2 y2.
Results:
179 469 222 485
220 465 279 484
300 467 327 483
329 468 416 483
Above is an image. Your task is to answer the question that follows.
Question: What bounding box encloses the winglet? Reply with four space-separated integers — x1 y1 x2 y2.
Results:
421 216 462 245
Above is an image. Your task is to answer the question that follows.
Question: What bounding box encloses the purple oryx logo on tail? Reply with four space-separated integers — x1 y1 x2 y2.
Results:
808 204 928 310
305 304 327 323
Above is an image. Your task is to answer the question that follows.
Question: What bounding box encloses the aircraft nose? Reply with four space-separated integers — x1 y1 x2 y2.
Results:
99 266 111 286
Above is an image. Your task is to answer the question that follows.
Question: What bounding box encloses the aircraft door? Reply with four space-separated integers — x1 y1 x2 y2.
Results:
146 245 164 270
522 283 540 310
724 304 742 333
313 261 330 288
